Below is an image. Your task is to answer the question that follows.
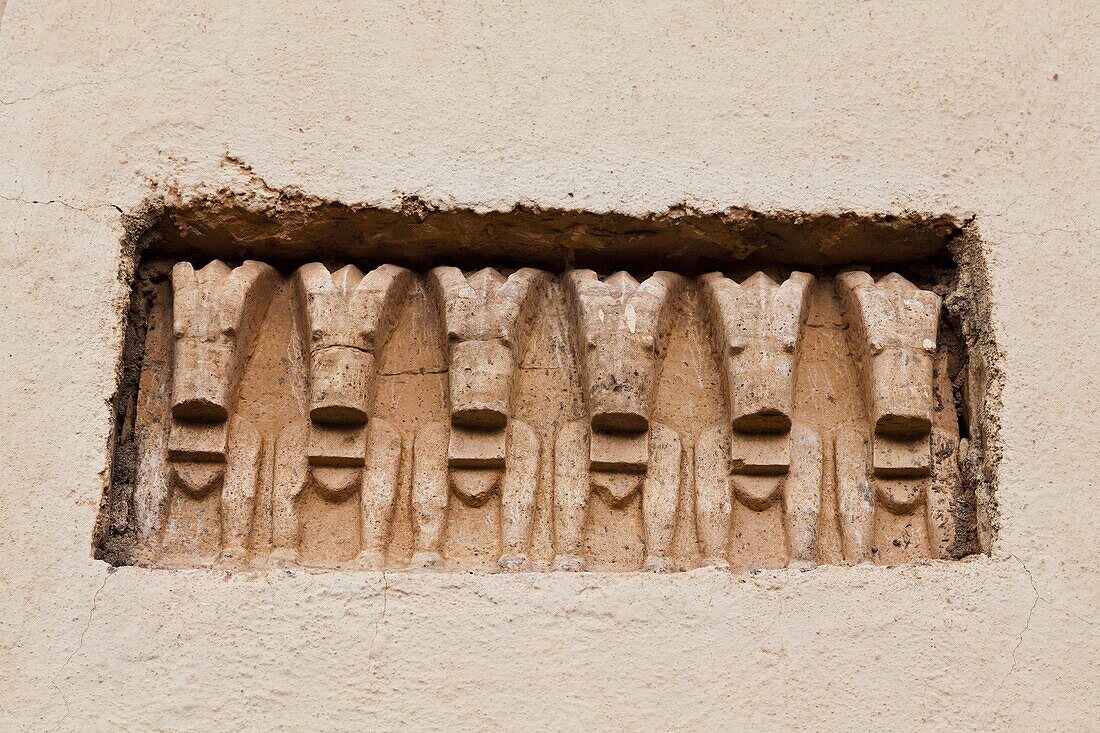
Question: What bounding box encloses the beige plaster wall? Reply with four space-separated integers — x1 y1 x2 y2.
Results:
0 1 1096 730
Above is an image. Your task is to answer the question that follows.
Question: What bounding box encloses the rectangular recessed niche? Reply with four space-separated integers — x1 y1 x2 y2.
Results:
95 197 999 572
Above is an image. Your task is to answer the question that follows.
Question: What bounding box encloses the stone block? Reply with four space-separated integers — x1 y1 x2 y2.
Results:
589 429 648 473
448 424 507 469
307 423 367 467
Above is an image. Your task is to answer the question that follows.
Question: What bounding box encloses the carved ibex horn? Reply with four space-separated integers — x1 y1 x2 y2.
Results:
296 263 413 426
171 259 279 422
428 266 548 429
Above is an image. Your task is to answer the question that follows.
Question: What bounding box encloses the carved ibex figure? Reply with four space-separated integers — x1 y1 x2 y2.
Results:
411 267 548 570
553 270 685 571
835 271 960 561
272 263 412 568
695 271 822 567
146 260 278 565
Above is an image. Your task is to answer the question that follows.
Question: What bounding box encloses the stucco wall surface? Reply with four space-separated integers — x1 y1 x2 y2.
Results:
0 2 1097 730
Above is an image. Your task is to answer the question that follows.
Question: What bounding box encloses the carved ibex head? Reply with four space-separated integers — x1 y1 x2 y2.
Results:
296 263 413 426
838 271 941 438
565 270 683 434
428 267 548 430
171 260 278 423
700 271 814 434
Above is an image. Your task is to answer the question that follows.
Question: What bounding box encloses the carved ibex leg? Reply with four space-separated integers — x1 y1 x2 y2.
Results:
782 424 822 566
552 419 590 571
694 426 732 567
642 422 682 572
411 421 449 568
217 416 263 566
356 419 402 569
927 426 961 560
499 419 539 571
271 423 309 566
133 429 170 559
835 428 874 564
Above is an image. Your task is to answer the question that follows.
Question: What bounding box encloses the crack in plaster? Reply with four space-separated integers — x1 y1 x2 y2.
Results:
365 572 389 686
0 192 122 215
49 570 111 733
996 552 1096 691
999 576 1039 691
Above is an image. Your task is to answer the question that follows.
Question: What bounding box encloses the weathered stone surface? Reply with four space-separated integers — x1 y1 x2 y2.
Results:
265 263 412 566
700 270 814 434
272 418 401 566
729 431 790 475
116 264 971 571
873 433 931 478
166 419 228 462
306 423 367 468
838 271 941 438
447 425 506 469
589 429 648 473
696 423 822 565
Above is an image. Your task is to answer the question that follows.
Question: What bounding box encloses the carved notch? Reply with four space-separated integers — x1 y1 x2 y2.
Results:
695 271 821 566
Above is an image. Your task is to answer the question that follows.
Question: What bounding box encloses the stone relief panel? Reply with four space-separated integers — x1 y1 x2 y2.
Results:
104 259 979 571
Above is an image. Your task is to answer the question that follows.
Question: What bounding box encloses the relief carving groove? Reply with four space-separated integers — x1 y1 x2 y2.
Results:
114 258 978 571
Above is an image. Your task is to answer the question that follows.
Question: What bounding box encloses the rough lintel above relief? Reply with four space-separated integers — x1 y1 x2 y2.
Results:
136 193 961 272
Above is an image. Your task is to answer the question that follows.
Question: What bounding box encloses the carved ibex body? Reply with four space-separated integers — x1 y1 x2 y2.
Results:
272 263 412 568
694 271 822 567
835 271 960 561
143 260 278 565
411 267 548 570
553 270 685 572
